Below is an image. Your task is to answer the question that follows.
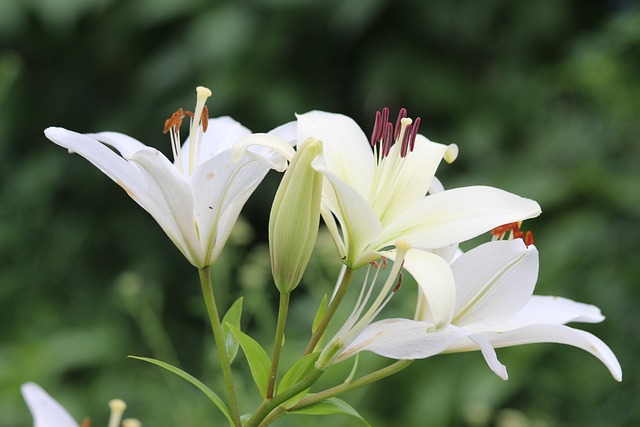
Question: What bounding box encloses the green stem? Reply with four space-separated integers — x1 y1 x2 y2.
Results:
304 266 356 355
259 360 414 426
199 267 242 427
266 292 290 399
245 367 325 427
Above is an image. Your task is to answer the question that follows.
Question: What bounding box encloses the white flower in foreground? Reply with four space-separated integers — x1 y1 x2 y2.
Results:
295 109 541 268
21 382 135 427
45 87 295 268
337 239 622 381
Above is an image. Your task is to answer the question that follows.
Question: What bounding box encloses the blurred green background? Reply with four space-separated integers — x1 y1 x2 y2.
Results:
1 0 638 426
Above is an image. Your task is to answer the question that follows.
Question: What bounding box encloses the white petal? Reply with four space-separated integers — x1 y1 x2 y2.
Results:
232 133 296 171
267 120 297 145
468 334 509 380
21 383 79 427
183 116 251 168
312 155 382 267
89 131 147 158
129 148 203 266
372 136 457 225
483 324 622 381
45 128 194 262
499 296 605 330
452 240 538 327
381 186 541 249
337 319 466 361
387 249 455 330
190 151 269 264
297 111 374 198
45 128 148 203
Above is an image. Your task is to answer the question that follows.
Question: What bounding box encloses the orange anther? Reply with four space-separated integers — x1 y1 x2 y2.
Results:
163 108 185 134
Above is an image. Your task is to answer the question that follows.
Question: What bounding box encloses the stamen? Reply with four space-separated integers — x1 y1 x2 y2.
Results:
107 399 127 427
81 419 91 427
409 117 421 152
393 108 408 141
399 118 413 158
491 222 535 247
370 110 382 147
393 271 403 292
382 122 393 157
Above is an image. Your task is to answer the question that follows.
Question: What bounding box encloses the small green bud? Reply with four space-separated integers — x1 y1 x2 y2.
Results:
269 138 323 293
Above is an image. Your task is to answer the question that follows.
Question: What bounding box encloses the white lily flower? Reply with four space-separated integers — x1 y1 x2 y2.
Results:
21 382 135 427
337 239 622 382
45 87 295 268
296 109 541 268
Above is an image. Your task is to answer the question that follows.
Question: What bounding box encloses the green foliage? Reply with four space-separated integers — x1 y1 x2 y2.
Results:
129 356 233 426
227 324 272 399
289 397 371 426
222 297 244 364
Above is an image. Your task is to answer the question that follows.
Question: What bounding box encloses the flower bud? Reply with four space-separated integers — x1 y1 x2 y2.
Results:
269 138 323 293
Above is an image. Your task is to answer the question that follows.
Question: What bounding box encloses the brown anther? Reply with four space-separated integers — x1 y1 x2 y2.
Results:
393 271 403 292
380 257 388 269
491 222 535 247
201 105 209 132
163 108 185 134
81 418 91 427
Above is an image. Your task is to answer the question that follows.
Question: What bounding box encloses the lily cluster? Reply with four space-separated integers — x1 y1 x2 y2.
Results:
27 88 621 427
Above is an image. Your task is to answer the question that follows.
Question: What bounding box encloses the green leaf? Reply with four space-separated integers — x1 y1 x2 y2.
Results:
311 294 327 333
129 355 233 426
221 297 243 363
289 397 371 426
226 324 271 398
278 352 320 408
345 352 360 383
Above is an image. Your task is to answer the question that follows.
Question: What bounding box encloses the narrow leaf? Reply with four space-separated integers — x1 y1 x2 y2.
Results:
312 294 327 333
227 324 272 398
129 356 233 426
278 352 320 408
345 352 360 383
290 397 371 426
222 297 243 363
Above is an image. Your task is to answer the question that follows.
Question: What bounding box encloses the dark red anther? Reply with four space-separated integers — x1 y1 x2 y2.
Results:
370 110 382 146
381 107 389 132
393 108 408 141
409 117 421 152
400 123 412 157
382 122 393 157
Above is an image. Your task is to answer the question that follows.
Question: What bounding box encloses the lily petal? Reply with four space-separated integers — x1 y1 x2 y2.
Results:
21 382 79 427
128 147 203 266
89 131 147 158
452 240 538 327
312 155 383 267
499 296 605 330
337 319 467 361
483 324 622 381
468 333 509 380
297 111 374 197
190 151 269 264
388 249 456 330
381 186 541 249
372 136 457 225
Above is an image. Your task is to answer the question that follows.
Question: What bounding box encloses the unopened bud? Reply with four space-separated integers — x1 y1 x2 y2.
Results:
269 138 323 293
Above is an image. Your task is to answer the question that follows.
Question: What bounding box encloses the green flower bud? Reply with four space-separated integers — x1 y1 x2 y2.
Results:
269 138 323 293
